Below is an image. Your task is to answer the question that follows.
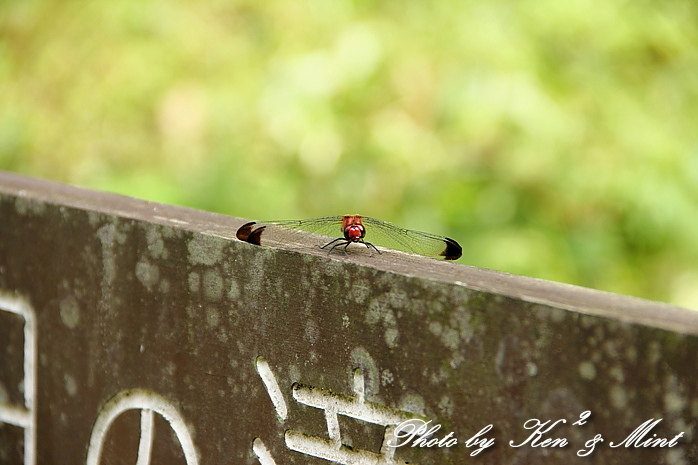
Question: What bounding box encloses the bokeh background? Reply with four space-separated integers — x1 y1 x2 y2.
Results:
1 0 697 308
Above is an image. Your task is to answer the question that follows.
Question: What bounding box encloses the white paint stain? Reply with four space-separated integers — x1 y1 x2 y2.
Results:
136 409 155 465
252 438 277 465
86 389 198 465
255 357 288 421
286 368 423 465
0 293 37 465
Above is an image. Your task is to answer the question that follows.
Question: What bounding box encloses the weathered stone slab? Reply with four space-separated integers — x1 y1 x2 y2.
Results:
0 172 696 465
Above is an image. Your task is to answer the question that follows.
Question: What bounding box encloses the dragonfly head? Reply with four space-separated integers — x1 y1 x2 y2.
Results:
344 224 365 242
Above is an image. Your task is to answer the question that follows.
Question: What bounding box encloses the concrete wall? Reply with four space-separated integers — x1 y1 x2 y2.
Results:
0 172 696 464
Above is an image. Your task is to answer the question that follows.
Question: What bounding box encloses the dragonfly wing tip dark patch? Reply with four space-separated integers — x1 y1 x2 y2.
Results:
441 237 462 260
236 221 256 241
236 221 265 245
247 226 266 245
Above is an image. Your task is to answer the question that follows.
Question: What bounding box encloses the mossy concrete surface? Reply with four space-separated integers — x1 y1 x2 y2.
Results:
0 172 696 465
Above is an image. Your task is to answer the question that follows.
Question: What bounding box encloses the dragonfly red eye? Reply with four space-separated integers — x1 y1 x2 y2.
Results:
345 224 364 242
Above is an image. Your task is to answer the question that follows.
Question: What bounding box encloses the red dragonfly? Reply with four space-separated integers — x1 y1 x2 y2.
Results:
236 215 462 260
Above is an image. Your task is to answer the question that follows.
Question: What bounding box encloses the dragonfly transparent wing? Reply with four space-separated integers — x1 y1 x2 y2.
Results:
236 216 462 260
360 217 461 260
236 216 346 247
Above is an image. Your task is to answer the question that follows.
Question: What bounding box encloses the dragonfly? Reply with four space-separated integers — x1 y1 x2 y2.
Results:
236 215 462 260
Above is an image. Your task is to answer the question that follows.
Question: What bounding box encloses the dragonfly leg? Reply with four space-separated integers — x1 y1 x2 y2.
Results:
325 239 350 256
320 237 345 250
362 240 382 256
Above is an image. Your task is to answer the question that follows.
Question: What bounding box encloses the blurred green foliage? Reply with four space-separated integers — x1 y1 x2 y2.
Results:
1 0 697 308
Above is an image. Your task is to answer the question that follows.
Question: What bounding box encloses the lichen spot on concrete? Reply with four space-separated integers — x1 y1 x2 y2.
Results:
440 326 460 350
399 393 427 416
610 385 628 409
609 365 624 383
97 223 127 246
381 369 394 386
428 320 442 336
165 361 176 377
206 307 220 328
364 297 399 348
64 373 77 397
664 375 687 414
87 211 102 226
579 361 596 380
365 299 382 325
438 395 454 417
188 272 200 293
549 306 567 323
227 280 240 300
97 223 127 285
188 234 224 266
146 227 167 259
15 196 46 215
59 295 80 329
289 365 301 383
385 327 399 348
135 259 160 291
348 280 370 304
349 347 379 396
387 290 408 309
305 320 319 344
203 269 224 301
527 362 538 377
